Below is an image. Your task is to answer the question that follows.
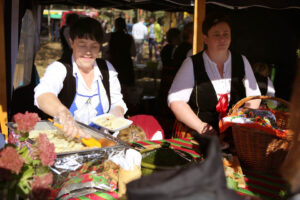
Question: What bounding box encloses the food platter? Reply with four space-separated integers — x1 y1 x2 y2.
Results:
91 113 132 132
6 120 130 156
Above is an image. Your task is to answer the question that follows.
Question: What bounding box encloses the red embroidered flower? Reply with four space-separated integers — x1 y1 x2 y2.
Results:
36 134 56 166
0 146 24 174
13 111 40 132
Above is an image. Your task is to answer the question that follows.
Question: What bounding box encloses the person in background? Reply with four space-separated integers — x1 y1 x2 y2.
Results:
172 22 194 74
158 28 181 116
160 28 181 67
252 62 275 96
108 17 136 109
132 17 148 64
148 16 161 61
168 13 261 136
108 17 136 88
60 13 79 59
34 17 127 138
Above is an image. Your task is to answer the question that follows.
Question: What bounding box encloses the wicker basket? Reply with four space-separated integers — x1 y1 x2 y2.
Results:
229 96 292 173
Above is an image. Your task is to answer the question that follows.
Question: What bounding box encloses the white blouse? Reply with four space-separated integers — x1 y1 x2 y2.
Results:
168 51 261 106
34 56 127 115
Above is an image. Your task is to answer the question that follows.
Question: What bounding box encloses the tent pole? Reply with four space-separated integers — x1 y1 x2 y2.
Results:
193 0 206 55
0 0 8 139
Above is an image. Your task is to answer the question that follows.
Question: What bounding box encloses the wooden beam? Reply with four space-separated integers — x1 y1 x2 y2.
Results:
0 0 8 139
193 0 206 54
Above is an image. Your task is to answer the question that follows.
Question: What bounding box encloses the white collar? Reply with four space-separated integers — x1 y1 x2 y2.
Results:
71 56 103 80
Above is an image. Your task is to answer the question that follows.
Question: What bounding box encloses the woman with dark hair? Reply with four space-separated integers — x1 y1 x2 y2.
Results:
34 17 127 138
168 13 261 136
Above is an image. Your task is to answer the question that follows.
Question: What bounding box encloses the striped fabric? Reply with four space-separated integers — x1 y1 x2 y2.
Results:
55 138 287 200
172 119 193 138
67 191 118 200
133 138 288 200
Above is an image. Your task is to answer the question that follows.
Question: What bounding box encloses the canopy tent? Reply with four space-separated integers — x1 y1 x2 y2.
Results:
0 0 299 137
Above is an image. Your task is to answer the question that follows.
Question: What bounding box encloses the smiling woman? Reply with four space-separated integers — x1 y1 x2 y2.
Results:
33 17 128 141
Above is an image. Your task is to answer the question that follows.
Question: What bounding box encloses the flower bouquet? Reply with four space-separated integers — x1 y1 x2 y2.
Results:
0 112 57 200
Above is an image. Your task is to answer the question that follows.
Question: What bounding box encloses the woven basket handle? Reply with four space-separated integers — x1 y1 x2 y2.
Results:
229 96 290 115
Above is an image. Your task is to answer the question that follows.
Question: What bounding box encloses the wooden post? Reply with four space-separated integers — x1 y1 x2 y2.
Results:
193 0 206 55
0 0 8 139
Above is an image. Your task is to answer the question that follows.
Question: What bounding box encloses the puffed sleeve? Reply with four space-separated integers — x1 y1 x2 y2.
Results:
167 57 195 106
34 61 67 108
242 56 262 97
105 60 128 113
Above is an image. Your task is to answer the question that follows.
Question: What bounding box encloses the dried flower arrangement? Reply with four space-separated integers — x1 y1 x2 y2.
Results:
0 111 56 200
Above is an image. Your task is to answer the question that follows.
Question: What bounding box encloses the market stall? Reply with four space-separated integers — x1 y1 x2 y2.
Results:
0 0 300 199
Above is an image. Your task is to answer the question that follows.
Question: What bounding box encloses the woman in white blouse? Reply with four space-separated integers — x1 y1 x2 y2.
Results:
34 17 127 138
168 13 261 135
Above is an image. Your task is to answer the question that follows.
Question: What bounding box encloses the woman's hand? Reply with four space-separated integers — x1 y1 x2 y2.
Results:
110 106 125 118
55 109 90 139
196 122 218 135
37 93 90 139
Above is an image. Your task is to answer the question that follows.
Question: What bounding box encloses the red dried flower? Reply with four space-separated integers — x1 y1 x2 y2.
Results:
0 146 24 174
13 111 40 132
36 134 56 166
31 172 53 189
30 173 53 200
8 132 19 145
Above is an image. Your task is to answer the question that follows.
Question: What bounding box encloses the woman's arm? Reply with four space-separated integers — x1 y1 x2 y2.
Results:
267 77 276 97
106 61 128 117
170 101 216 134
34 62 88 138
168 58 216 134
242 56 261 108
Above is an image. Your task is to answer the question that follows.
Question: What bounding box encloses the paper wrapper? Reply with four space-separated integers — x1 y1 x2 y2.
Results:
50 148 142 199
118 165 142 199
53 160 120 200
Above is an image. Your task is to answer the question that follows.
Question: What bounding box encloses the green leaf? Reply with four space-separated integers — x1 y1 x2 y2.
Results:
36 166 50 176
18 147 33 164
226 177 238 190
17 165 34 195
18 146 28 155
32 159 41 166
19 132 29 142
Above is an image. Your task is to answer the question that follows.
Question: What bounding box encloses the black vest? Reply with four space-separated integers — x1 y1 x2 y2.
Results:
57 56 111 113
188 51 246 131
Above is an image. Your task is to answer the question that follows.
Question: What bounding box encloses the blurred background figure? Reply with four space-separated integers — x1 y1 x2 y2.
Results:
108 17 136 106
102 19 108 33
132 17 148 64
156 28 181 138
172 21 194 74
60 13 79 59
148 15 161 61
252 62 275 96
50 19 60 42
160 28 181 68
